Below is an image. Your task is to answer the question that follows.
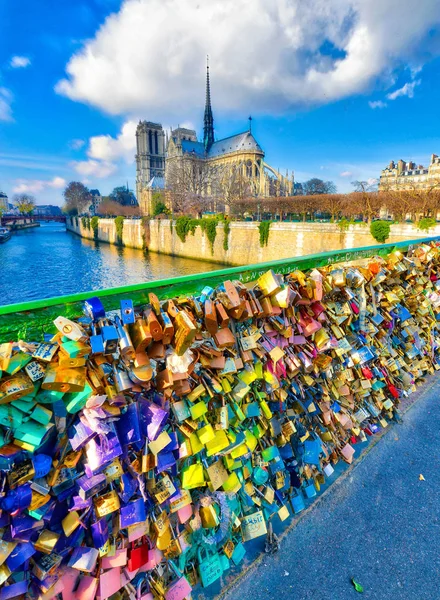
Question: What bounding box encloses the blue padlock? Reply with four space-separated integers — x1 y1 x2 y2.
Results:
83 296 106 321
120 299 135 325
100 320 119 354
90 323 105 356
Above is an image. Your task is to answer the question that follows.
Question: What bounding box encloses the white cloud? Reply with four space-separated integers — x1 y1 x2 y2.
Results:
367 177 379 186
10 56 31 69
386 79 421 100
12 176 67 194
340 170 353 177
55 0 440 119
369 100 387 109
50 176 67 189
71 159 117 178
69 138 86 150
87 120 137 163
0 88 13 121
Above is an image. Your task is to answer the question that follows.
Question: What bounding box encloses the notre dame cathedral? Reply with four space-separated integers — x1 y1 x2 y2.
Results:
135 62 294 215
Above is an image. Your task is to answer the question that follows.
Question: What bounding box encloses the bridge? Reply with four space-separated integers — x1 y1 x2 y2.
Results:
1 214 66 224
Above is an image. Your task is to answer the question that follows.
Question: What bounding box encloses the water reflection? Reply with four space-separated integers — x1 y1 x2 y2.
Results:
0 222 222 306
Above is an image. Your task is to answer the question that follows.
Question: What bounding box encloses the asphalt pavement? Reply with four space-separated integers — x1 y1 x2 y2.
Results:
222 376 440 600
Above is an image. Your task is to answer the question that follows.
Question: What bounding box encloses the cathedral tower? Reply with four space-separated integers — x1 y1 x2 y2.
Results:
135 121 166 202
203 58 214 153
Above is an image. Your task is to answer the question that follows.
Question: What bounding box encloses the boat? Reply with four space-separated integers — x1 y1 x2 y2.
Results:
0 227 11 243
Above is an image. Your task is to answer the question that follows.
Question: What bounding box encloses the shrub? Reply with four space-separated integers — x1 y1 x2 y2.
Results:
258 220 272 247
337 218 350 232
152 201 170 216
223 220 230 251
91 216 99 240
418 217 436 231
370 220 390 243
200 218 218 255
175 216 192 243
115 215 124 245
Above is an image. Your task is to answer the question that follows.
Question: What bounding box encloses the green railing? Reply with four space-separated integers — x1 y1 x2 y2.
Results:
1 235 439 342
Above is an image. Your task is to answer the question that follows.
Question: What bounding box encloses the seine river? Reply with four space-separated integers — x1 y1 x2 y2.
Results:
0 222 221 306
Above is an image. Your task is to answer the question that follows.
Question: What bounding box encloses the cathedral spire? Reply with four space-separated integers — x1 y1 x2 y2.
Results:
203 56 214 153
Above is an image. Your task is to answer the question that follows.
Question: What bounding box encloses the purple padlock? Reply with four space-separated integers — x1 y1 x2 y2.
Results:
91 516 109 548
119 497 146 528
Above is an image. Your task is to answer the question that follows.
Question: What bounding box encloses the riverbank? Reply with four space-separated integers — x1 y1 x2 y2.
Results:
8 222 40 231
67 217 440 266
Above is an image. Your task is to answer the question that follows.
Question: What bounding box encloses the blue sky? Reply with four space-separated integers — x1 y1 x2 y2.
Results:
0 0 440 206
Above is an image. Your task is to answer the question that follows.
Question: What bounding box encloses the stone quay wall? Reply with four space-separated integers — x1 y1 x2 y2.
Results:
66 218 440 266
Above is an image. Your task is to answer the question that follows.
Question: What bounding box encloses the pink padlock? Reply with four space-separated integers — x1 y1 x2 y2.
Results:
136 573 154 600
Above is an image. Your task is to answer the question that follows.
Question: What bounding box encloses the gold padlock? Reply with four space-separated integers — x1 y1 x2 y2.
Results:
94 489 121 518
42 366 86 393
0 372 34 404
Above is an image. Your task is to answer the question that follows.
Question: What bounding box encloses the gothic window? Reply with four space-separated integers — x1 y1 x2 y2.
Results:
148 131 153 154
155 131 158 154
246 160 253 178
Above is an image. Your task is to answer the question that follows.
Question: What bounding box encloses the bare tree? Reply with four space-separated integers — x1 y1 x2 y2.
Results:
214 162 254 214
97 200 141 217
13 193 36 215
63 182 91 215
166 155 217 216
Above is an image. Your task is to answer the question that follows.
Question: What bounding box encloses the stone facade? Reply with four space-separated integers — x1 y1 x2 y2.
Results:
135 121 166 207
379 153 440 192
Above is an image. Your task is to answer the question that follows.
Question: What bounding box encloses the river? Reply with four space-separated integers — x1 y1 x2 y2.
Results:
0 222 222 306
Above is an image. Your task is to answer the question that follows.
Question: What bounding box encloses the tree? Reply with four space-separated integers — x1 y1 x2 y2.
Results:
97 200 140 217
303 178 337 195
151 192 170 216
110 186 137 206
321 194 345 221
214 163 253 215
349 182 382 223
352 180 378 193
13 193 35 215
166 155 216 216
63 182 91 215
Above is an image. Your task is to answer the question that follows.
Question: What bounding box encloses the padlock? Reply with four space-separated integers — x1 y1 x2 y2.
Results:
100 319 119 355
121 298 136 325
115 315 135 360
83 296 106 320
89 322 105 355
41 365 86 393
54 316 87 342
129 318 153 352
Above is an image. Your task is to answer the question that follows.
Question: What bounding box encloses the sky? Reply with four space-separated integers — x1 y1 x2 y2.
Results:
1 0 440 207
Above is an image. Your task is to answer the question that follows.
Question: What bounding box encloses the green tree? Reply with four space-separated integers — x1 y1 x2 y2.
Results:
303 178 337 195
63 182 91 215
370 220 390 243
151 191 170 216
13 193 36 215
110 186 137 206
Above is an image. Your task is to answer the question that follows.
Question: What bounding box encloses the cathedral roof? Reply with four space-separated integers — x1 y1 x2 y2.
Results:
146 176 165 189
208 131 263 157
181 140 205 157
180 131 264 159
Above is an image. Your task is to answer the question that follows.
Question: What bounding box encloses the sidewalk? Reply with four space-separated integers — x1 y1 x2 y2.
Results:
223 377 440 600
